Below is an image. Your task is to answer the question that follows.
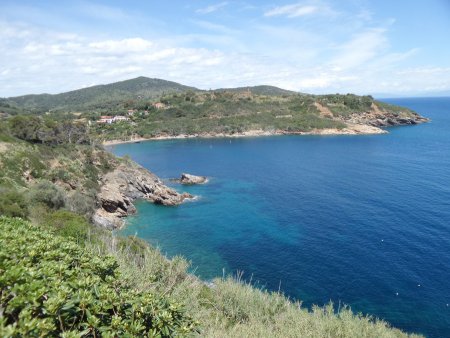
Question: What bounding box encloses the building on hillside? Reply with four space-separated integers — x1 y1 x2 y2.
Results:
127 109 136 116
97 115 129 124
113 116 129 122
98 116 114 124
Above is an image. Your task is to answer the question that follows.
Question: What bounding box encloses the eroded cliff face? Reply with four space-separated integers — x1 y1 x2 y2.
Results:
93 162 192 229
343 103 429 127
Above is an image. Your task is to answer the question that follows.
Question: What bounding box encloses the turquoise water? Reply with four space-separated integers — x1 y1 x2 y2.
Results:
110 97 450 337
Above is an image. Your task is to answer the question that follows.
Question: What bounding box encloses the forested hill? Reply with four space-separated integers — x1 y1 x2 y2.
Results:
1 77 302 114
216 85 297 96
0 77 429 141
2 77 197 113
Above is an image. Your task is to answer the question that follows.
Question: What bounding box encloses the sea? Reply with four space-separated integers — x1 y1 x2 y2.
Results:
109 97 450 337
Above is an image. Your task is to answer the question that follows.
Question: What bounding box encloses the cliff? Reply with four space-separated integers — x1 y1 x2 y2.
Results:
342 102 429 127
93 162 192 229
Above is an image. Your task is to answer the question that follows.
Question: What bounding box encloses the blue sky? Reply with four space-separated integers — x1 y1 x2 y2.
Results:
1 0 449 97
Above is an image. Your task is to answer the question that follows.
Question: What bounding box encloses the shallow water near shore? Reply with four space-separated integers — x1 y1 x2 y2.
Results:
110 97 450 337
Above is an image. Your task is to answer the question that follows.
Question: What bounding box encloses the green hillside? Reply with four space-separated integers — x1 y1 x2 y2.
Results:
3 77 197 113
1 77 301 115
2 77 428 142
90 90 426 141
216 85 298 96
0 77 428 144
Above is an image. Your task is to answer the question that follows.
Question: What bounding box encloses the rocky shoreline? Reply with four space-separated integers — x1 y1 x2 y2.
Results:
93 162 192 229
96 125 385 229
97 108 429 229
102 126 384 146
343 105 430 127
103 118 428 146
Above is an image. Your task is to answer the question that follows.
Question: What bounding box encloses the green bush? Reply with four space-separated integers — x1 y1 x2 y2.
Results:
66 190 96 217
0 216 196 337
8 115 91 145
42 210 91 242
27 180 66 210
0 187 28 218
50 168 71 182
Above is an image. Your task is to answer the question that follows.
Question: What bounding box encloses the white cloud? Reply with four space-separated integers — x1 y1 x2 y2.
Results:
265 4 318 18
196 2 228 14
396 66 450 76
0 21 235 96
89 38 153 53
191 20 238 35
264 1 338 18
0 5 447 98
330 28 388 69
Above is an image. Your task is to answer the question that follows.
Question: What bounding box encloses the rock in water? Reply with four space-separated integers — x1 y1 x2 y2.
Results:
179 173 208 185
93 162 192 229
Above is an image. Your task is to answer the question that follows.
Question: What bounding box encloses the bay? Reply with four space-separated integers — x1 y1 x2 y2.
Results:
111 97 450 337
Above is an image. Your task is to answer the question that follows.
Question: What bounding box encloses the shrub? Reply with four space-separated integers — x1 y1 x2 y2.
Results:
27 180 66 210
8 115 91 145
66 190 96 217
8 115 43 143
0 187 28 218
42 210 91 242
0 216 197 337
50 168 71 182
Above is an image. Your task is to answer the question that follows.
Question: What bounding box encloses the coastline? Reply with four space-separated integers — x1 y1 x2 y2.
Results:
102 124 387 146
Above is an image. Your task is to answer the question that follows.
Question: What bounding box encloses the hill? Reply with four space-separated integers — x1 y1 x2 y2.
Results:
2 77 197 113
1 77 429 142
1 78 300 114
94 90 428 142
217 85 298 96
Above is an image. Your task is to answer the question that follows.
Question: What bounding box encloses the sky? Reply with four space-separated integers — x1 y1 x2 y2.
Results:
1 0 450 97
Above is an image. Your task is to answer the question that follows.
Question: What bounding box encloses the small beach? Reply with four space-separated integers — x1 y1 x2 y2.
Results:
103 124 386 146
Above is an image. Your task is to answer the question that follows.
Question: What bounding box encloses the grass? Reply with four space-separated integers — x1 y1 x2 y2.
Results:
91 230 423 338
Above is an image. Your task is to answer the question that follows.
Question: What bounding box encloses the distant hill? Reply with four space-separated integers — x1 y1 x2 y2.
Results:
217 85 298 96
0 76 429 141
1 77 302 114
3 77 197 113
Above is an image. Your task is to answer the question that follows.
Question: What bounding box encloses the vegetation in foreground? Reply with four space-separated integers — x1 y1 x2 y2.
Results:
0 217 196 337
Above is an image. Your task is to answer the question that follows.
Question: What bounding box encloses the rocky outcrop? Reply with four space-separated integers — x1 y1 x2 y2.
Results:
177 173 208 185
93 163 192 229
344 103 429 127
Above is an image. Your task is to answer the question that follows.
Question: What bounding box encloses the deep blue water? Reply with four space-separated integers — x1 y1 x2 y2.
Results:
110 97 450 337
